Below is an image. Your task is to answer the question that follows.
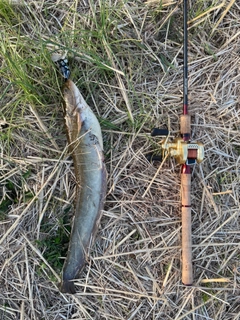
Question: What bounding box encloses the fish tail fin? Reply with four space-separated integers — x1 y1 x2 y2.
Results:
60 280 76 294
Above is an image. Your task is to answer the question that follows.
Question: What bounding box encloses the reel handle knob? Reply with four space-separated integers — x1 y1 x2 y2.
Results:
151 128 169 137
146 153 162 162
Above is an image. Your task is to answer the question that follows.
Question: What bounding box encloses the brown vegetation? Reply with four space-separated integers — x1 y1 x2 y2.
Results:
0 0 239 319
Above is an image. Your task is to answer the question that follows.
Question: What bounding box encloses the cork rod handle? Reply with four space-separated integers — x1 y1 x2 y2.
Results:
181 170 193 285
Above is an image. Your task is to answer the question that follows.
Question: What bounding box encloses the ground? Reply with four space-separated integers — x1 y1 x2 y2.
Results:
0 0 239 319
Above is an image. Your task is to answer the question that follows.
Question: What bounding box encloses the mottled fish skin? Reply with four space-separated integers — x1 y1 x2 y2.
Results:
60 79 107 294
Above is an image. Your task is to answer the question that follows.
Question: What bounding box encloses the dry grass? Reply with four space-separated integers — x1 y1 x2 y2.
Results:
0 0 239 319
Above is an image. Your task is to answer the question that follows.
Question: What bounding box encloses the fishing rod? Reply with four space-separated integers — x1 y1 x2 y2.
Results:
150 0 204 285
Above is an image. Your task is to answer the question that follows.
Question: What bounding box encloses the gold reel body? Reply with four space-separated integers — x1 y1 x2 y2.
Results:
161 138 204 165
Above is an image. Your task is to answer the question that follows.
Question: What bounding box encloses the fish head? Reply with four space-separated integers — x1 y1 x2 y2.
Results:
63 79 82 140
